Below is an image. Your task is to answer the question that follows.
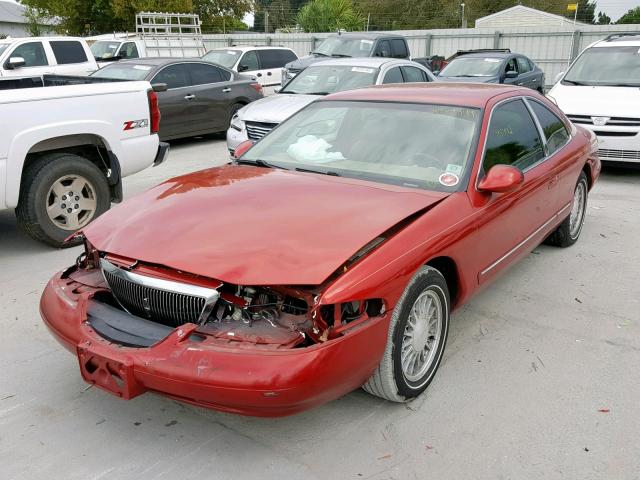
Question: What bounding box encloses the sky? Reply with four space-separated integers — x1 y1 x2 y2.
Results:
3 0 639 24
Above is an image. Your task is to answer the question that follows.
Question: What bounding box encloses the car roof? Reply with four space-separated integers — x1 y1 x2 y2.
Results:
323 83 521 108
208 46 295 52
305 57 416 68
326 32 403 40
454 52 511 60
117 57 207 66
594 34 640 47
0 36 85 43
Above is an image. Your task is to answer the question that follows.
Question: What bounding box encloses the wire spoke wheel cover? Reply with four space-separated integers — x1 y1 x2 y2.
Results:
46 174 98 230
569 180 586 239
401 289 444 382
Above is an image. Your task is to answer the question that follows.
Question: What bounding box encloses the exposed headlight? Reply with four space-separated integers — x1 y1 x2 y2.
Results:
230 114 244 131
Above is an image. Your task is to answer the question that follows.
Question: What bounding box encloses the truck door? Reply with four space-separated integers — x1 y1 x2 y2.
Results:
1 41 53 77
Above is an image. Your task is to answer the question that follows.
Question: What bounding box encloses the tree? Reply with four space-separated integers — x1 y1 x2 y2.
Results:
23 6 51 36
570 0 596 24
596 11 611 24
617 6 640 24
297 0 364 32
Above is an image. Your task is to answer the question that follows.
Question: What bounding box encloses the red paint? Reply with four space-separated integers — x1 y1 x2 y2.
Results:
477 165 524 193
40 84 600 416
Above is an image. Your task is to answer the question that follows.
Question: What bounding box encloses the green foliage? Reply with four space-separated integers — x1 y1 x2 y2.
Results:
297 0 364 32
596 11 611 24
617 7 640 24
23 6 50 36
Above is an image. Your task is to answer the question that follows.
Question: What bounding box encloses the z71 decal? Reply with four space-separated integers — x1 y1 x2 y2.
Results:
123 119 149 131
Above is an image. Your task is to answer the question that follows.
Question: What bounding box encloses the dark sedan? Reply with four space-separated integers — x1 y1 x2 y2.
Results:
437 52 545 92
92 58 263 140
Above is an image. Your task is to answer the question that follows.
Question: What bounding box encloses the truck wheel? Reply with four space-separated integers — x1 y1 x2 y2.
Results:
16 153 110 248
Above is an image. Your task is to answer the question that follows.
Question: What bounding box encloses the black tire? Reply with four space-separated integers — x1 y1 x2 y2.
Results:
15 153 110 248
545 171 588 248
363 266 450 402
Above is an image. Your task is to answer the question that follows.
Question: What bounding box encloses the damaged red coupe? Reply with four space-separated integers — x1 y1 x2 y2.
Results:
41 84 600 416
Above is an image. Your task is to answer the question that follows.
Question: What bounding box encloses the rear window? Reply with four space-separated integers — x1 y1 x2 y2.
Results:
529 100 570 155
391 39 408 58
91 64 151 81
50 41 88 65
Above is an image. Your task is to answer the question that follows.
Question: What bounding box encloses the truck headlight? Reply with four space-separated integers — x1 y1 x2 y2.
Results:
230 114 244 132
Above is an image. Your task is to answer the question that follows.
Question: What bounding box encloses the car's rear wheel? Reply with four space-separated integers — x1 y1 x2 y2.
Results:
363 266 450 402
545 171 588 247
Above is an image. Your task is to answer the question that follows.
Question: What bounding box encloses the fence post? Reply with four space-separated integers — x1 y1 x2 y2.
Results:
570 30 582 61
493 31 501 49
226 37 233 46
424 34 431 57
310 36 316 52
266 36 272 46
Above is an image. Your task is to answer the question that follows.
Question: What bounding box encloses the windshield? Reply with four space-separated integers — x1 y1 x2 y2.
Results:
91 63 151 80
241 101 480 192
314 37 374 57
564 46 640 86
281 65 378 94
440 57 502 77
202 49 241 69
90 41 122 60
0 44 9 57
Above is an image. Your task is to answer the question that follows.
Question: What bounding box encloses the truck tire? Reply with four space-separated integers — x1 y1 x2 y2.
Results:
16 153 110 248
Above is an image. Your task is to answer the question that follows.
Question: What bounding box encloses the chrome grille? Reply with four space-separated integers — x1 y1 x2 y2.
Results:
567 115 640 127
246 121 278 141
598 149 640 161
101 259 219 328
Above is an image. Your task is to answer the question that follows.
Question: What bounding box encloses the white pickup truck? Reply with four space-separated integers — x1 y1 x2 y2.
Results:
0 75 169 247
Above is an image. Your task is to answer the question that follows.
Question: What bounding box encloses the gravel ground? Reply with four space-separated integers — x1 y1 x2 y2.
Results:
1 137 639 480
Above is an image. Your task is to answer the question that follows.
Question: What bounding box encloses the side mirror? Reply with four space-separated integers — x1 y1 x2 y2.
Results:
6 56 26 69
233 139 255 159
238 64 249 72
554 71 565 84
478 165 524 193
505 70 518 79
151 83 168 92
273 86 281 93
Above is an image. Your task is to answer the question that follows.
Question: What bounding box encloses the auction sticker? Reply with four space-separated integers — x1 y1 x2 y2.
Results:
439 172 459 187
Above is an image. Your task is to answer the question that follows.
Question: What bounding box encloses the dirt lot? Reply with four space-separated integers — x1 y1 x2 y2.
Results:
1 137 639 480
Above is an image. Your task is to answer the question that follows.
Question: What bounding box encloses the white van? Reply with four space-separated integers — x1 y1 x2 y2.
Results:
0 37 97 77
202 46 298 95
548 33 640 164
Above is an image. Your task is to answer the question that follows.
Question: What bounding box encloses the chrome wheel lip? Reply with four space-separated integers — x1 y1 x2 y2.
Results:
569 181 586 239
401 289 443 383
46 174 97 231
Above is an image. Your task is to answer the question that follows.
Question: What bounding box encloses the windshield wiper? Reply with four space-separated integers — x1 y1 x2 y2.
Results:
562 79 590 86
331 54 351 58
236 158 287 170
311 51 329 57
295 167 340 176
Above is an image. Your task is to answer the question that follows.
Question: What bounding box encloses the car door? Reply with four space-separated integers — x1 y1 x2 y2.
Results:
150 63 192 139
257 49 297 90
237 50 262 82
515 56 537 90
468 97 559 285
1 41 53 77
502 57 519 85
183 62 233 133
49 40 95 75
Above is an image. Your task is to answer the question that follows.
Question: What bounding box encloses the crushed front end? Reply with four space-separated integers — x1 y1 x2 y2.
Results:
40 240 391 417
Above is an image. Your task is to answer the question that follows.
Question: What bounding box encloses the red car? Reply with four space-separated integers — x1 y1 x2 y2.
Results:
40 84 600 417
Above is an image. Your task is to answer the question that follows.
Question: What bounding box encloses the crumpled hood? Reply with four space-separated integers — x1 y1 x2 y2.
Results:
548 83 640 117
238 94 317 124
83 165 448 286
285 54 324 71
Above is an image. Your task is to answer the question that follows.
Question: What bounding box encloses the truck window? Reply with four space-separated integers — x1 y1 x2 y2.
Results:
374 40 392 58
391 39 408 58
50 41 88 65
238 51 259 71
8 42 48 67
120 42 139 59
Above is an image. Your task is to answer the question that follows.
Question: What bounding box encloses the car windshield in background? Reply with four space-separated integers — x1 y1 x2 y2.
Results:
202 49 241 69
242 101 480 192
281 65 378 95
564 46 640 86
91 64 152 81
90 41 121 59
440 57 502 77
314 37 374 57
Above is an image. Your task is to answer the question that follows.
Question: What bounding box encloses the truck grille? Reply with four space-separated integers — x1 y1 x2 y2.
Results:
598 149 640 161
567 115 640 127
246 121 278 141
101 259 219 328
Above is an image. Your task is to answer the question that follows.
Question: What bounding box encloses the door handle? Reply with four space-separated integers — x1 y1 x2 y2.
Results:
256 73 262 77
184 94 195 100
222 88 231 93
267 71 272 76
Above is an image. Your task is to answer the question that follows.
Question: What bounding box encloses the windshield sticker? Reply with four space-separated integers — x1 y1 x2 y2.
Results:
446 164 463 175
227 51 236 54
361 40 374 45
352 67 374 73
484 58 501 63
439 172 459 187
133 65 153 70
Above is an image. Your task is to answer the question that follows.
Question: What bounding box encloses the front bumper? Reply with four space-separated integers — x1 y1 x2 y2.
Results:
153 142 170 166
226 127 248 155
40 271 389 417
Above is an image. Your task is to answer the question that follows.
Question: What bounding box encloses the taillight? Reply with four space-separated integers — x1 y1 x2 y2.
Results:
250 82 263 96
147 89 161 134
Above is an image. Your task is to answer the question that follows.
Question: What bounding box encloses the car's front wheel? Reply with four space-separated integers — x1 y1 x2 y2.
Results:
545 171 588 247
363 266 450 402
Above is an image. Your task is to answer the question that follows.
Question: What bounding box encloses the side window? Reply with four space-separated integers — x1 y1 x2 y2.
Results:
401 66 428 83
258 49 293 69
390 39 408 58
516 57 531 74
529 100 570 155
382 67 403 84
187 63 223 85
484 99 544 172
120 42 139 59
505 58 518 74
152 64 190 89
50 41 88 64
279 49 298 64
528 59 536 71
374 40 391 58
238 51 259 71
9 42 48 67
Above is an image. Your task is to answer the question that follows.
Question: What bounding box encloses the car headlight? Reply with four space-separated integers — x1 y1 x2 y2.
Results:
230 114 244 132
